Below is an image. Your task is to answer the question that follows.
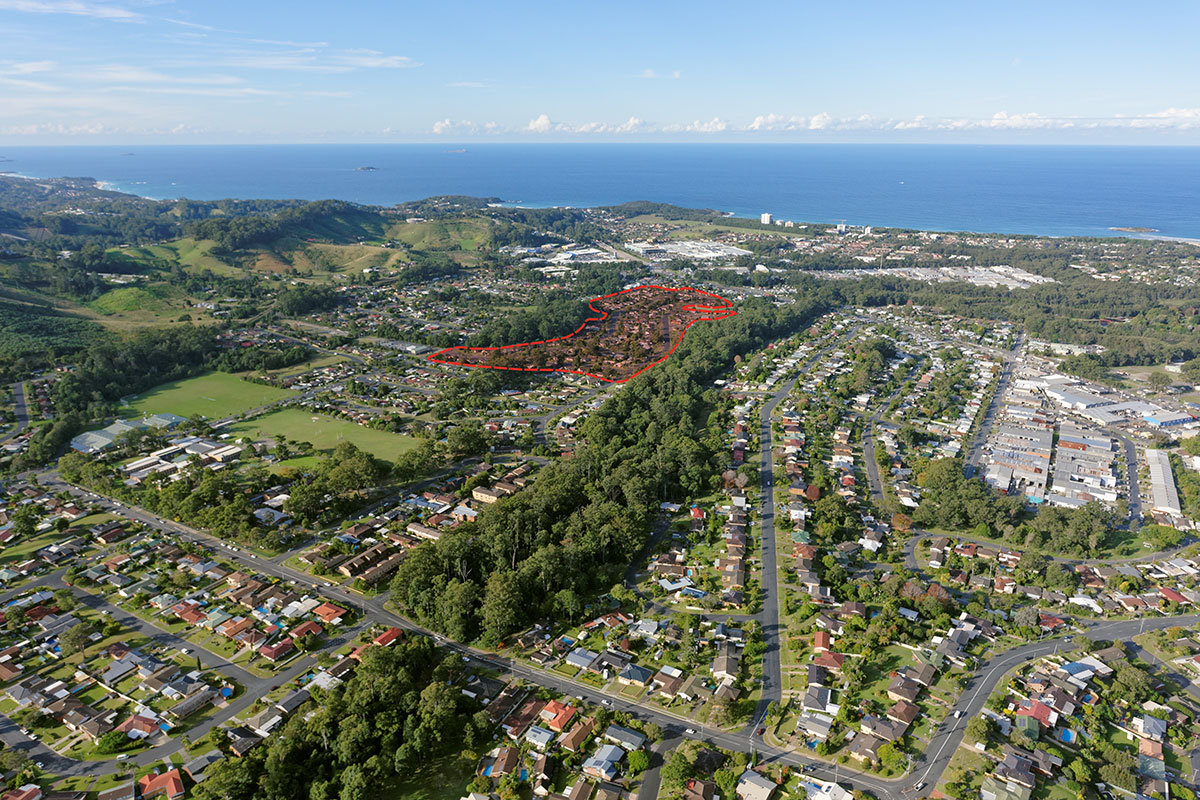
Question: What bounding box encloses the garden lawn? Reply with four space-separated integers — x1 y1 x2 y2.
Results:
858 645 911 707
227 408 420 460
122 371 297 420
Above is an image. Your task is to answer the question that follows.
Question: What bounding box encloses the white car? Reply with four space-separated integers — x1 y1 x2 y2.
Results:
116 754 129 761
685 728 697 735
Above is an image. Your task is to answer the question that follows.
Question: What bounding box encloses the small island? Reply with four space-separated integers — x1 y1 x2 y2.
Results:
356 166 378 171
1110 226 1158 232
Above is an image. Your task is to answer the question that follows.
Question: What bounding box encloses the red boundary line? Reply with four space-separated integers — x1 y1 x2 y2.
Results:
426 285 736 383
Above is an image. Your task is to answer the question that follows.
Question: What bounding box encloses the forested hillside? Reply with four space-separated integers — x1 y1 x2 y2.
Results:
390 291 833 644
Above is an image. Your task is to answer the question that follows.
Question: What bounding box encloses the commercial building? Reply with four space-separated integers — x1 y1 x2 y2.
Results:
1145 449 1182 518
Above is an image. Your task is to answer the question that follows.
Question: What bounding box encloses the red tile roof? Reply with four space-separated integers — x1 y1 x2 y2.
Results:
290 621 323 639
373 627 403 647
138 768 184 799
1016 700 1055 729
260 638 294 662
1159 586 1190 605
313 602 346 622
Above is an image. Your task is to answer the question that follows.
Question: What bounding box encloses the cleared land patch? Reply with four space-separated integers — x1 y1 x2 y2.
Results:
121 371 297 420
429 284 735 382
388 218 492 251
226 408 420 460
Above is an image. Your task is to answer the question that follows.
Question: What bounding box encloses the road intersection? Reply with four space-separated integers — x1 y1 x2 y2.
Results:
19 341 1200 800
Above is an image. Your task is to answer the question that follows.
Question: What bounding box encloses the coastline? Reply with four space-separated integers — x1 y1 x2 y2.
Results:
13 169 1196 244
1128 232 1200 245
4 143 1200 242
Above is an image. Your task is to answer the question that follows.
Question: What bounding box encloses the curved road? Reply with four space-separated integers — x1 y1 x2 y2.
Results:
34 440 1200 799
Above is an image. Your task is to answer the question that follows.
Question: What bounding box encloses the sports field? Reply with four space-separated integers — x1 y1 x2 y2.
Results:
122 371 298 420
226 408 419 460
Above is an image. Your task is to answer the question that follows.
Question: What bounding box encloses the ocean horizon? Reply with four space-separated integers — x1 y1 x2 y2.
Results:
3 142 1200 240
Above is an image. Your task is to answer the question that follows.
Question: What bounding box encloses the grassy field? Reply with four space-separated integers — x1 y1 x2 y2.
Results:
382 753 477 800
122 371 298 420
89 285 183 315
227 408 420 460
117 238 244 276
387 218 492 251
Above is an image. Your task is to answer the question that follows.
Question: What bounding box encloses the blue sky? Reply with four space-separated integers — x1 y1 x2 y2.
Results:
1 0 1199 144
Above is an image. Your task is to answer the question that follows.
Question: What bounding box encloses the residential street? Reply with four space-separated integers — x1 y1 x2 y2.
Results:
749 332 859 733
0 382 29 445
23 427 1200 800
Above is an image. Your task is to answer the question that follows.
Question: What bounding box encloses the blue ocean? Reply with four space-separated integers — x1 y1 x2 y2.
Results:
2 143 1200 239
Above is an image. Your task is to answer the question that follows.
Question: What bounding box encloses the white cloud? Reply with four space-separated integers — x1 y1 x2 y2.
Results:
807 112 833 130
0 60 59 91
0 121 117 135
245 38 330 48
892 115 926 131
743 108 1200 134
334 49 420 69
103 85 281 97
159 18 224 32
748 113 807 131
213 45 419 73
0 0 140 20
431 119 503 135
663 117 728 134
613 116 646 133
1127 107 1200 129
523 114 649 135
80 64 243 85
526 113 553 133
0 76 59 91
7 60 55 74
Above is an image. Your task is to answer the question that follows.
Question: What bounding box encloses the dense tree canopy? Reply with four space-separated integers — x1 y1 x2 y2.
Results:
392 293 831 644
193 636 485 800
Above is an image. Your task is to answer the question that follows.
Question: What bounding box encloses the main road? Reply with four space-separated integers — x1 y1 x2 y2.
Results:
749 331 858 734
963 331 1021 477
35 440 1200 798
0 382 30 445
1113 430 1144 527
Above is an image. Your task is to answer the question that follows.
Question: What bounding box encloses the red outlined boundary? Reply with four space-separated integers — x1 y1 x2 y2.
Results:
426 285 736 383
